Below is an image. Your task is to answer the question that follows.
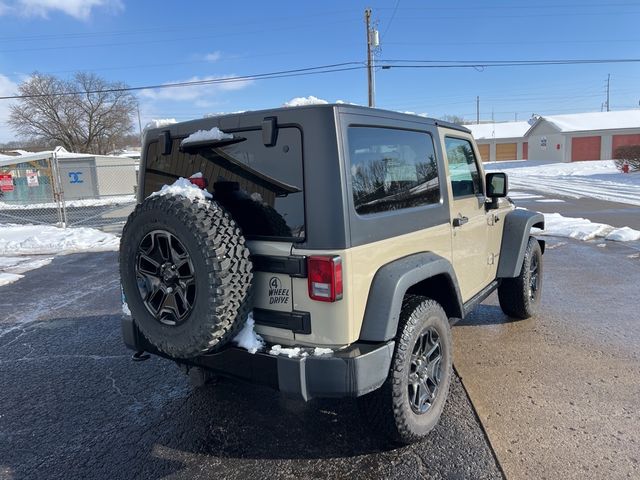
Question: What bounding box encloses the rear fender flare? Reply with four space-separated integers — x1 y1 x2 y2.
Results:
359 252 463 342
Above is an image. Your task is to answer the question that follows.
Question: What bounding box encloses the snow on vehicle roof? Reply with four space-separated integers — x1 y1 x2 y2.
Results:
464 121 531 140
529 110 640 134
144 118 177 130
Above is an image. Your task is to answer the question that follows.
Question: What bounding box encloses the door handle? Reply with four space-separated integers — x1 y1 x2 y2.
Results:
453 216 469 227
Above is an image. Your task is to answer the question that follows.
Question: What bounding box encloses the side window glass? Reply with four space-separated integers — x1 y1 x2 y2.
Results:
348 127 440 215
444 137 483 198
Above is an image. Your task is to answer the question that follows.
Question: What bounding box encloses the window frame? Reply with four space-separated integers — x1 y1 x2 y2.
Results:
443 135 485 200
346 125 443 218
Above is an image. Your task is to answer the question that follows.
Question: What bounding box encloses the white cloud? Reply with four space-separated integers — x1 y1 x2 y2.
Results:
203 51 222 63
139 75 253 103
0 74 19 142
283 95 328 107
3 0 123 20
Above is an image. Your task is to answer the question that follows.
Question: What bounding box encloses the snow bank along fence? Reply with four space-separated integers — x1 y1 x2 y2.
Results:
0 150 138 230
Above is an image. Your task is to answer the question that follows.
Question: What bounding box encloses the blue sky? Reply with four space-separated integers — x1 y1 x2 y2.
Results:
1 0 640 142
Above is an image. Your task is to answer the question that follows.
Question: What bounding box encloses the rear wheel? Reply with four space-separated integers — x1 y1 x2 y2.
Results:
498 237 543 319
358 296 453 444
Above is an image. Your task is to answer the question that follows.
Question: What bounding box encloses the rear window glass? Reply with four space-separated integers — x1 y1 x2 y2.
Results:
348 126 440 215
144 127 304 240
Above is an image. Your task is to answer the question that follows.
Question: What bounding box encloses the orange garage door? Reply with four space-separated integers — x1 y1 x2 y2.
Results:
612 134 640 154
571 136 601 162
523 142 528 160
496 143 517 161
477 143 490 162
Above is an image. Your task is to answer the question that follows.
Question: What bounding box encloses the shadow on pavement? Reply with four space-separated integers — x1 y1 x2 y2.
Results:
0 313 503 480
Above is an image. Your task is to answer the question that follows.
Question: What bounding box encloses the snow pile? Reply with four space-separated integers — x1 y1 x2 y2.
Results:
0 195 135 211
232 312 265 354
283 96 328 107
149 176 212 201
250 192 265 204
536 213 640 242
313 347 333 356
180 127 233 146
0 224 120 256
122 301 131 317
145 119 177 130
604 226 640 242
269 345 334 358
0 273 22 287
0 256 53 273
270 345 308 358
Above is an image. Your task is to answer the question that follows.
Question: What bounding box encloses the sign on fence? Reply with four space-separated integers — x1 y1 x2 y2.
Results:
26 171 39 187
0 173 14 192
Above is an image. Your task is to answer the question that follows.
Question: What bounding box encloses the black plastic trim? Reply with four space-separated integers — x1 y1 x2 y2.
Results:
251 254 307 277
122 316 393 401
359 252 464 342
497 210 545 278
463 280 500 316
252 308 311 334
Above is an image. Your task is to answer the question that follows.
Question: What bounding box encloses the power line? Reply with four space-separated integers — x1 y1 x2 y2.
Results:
0 63 365 100
2 58 639 101
380 0 401 40
378 58 640 68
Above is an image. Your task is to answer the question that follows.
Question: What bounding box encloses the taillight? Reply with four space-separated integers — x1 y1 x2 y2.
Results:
307 256 343 302
188 176 208 189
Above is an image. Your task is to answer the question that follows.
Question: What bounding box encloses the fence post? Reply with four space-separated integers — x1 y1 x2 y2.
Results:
51 152 68 228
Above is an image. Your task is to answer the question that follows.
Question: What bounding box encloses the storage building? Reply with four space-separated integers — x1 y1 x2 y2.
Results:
464 121 531 162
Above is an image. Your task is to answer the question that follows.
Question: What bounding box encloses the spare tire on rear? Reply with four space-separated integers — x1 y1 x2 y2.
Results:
119 194 253 358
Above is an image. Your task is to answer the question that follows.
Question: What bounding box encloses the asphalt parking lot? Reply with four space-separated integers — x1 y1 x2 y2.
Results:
0 252 502 480
1 234 639 479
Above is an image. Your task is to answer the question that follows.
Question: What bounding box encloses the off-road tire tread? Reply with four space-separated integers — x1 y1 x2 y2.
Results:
358 295 452 444
120 194 253 358
498 237 542 319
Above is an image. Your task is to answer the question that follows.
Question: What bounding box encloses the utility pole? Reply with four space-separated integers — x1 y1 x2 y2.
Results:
476 96 480 124
606 73 611 112
365 8 379 107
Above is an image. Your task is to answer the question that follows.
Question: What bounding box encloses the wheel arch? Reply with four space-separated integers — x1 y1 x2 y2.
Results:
358 252 464 342
497 209 545 278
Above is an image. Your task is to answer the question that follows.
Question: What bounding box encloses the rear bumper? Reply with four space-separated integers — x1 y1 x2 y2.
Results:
122 316 394 401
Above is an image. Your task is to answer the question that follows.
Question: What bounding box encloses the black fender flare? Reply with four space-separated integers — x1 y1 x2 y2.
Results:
497 209 545 278
358 252 464 342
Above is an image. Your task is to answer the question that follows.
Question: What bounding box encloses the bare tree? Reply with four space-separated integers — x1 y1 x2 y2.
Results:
441 114 465 125
8 72 137 154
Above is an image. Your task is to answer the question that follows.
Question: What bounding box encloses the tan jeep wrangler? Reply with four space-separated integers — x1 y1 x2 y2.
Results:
120 104 544 444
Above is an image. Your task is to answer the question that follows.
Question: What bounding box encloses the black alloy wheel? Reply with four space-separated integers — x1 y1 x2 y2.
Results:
135 229 196 326
408 326 443 415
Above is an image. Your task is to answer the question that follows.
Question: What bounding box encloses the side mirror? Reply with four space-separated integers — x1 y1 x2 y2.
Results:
486 172 508 197
485 172 508 209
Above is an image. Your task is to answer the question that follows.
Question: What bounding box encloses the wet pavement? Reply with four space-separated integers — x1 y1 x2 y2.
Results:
0 252 502 480
454 237 640 480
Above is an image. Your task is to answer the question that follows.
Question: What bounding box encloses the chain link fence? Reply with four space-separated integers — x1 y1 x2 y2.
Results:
0 153 138 233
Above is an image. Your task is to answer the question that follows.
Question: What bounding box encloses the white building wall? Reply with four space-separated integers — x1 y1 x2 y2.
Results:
527 132 565 162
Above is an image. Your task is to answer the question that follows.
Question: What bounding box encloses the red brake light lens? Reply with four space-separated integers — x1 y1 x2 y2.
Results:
307 256 343 302
188 176 208 189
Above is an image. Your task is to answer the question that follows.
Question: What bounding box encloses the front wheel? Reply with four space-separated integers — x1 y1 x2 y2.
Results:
498 236 543 319
358 296 453 444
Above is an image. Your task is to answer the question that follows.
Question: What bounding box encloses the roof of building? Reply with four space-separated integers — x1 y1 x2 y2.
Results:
464 121 530 140
527 109 640 134
0 146 125 169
